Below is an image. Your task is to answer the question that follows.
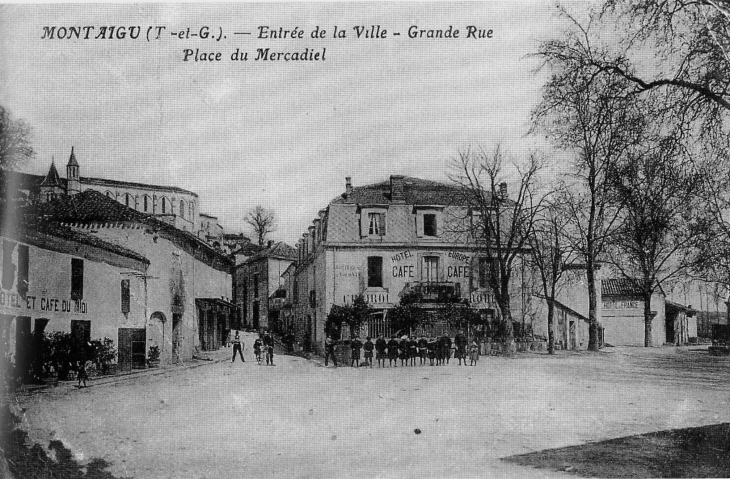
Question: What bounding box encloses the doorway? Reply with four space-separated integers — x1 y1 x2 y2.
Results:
172 313 182 363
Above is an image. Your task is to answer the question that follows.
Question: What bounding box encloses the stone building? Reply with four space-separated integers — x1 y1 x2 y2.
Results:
290 175 534 354
601 278 667 347
30 190 235 366
233 241 296 331
0 210 151 377
6 147 229 240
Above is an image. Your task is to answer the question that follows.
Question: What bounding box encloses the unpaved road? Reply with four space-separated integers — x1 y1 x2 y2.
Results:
11 342 730 478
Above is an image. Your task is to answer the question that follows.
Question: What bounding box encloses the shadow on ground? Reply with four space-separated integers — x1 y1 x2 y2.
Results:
503 423 730 478
2 403 131 479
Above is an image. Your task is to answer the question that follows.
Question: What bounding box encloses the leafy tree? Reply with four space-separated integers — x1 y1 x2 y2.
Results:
0 105 34 171
325 295 370 339
244 205 277 246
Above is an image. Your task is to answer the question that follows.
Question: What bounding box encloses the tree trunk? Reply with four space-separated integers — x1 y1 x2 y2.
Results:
499 295 515 355
644 292 653 347
586 262 600 351
546 300 555 355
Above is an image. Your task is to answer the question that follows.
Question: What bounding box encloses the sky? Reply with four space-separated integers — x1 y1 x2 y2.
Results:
0 1 589 245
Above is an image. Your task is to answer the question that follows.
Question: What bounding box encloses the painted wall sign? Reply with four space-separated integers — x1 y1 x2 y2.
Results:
335 265 360 277
603 301 639 310
343 292 390 305
0 290 88 314
390 250 413 262
470 291 495 305
392 265 414 278
448 250 471 263
447 265 470 278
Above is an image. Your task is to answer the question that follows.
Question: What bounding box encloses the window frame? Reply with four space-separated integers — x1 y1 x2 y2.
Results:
367 256 384 288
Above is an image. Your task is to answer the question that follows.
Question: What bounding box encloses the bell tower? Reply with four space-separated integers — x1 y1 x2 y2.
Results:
66 146 80 196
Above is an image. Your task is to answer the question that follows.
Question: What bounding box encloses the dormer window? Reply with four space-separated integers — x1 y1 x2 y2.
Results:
415 208 442 238
423 214 437 237
368 212 385 236
361 207 387 238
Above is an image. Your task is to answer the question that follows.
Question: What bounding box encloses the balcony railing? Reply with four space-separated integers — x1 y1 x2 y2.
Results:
402 281 461 303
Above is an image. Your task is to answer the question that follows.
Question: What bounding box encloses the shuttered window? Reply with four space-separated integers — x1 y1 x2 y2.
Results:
121 279 131 313
367 256 383 288
17 244 28 299
71 258 84 301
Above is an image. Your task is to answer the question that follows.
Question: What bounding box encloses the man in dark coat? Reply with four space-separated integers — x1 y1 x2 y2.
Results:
350 336 363 368
440 334 452 365
325 335 338 367
454 330 468 365
363 337 375 368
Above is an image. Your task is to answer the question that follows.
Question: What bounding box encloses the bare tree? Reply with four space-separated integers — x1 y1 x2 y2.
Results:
606 117 708 346
244 205 277 246
450 145 544 350
534 22 642 351
527 193 576 354
0 105 34 171
601 0 730 112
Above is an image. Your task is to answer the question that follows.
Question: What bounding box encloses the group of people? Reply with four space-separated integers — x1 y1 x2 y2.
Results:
230 331 276 366
325 331 479 368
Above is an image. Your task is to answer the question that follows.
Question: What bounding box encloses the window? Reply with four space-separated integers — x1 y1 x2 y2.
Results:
423 214 437 237
17 244 28 299
124 193 131 208
422 256 439 282
478 258 495 288
161 198 167 214
180 200 185 219
189 202 194 219
367 256 383 288
71 320 91 343
121 279 130 313
2 240 16 290
71 258 84 301
293 280 299 304
253 274 259 298
368 212 386 236
143 196 149 212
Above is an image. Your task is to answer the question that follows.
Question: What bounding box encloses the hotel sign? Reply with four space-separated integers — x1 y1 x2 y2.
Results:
0 290 88 314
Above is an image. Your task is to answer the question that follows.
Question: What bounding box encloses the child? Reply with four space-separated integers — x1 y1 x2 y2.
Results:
418 336 428 366
77 361 88 388
375 335 387 368
254 338 263 365
363 337 375 368
387 336 399 367
427 337 437 366
469 340 480 366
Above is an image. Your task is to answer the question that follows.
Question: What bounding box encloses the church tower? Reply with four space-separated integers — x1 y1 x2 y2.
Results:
39 159 64 202
66 146 80 196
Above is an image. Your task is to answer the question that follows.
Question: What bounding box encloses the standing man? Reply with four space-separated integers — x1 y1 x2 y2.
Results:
350 336 363 368
231 332 245 363
455 330 468 366
263 332 275 366
325 335 338 367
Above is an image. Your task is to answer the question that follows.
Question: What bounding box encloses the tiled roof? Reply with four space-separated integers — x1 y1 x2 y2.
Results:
40 162 62 187
602 278 643 296
231 242 264 257
330 176 468 206
1 169 197 197
3 207 149 265
30 190 232 271
35 189 154 223
243 242 297 263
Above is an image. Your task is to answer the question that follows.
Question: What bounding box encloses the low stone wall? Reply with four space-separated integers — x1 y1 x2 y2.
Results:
481 340 548 355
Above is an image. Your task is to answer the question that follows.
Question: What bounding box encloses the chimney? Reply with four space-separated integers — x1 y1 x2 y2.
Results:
390 175 405 203
345 177 353 198
499 182 508 199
